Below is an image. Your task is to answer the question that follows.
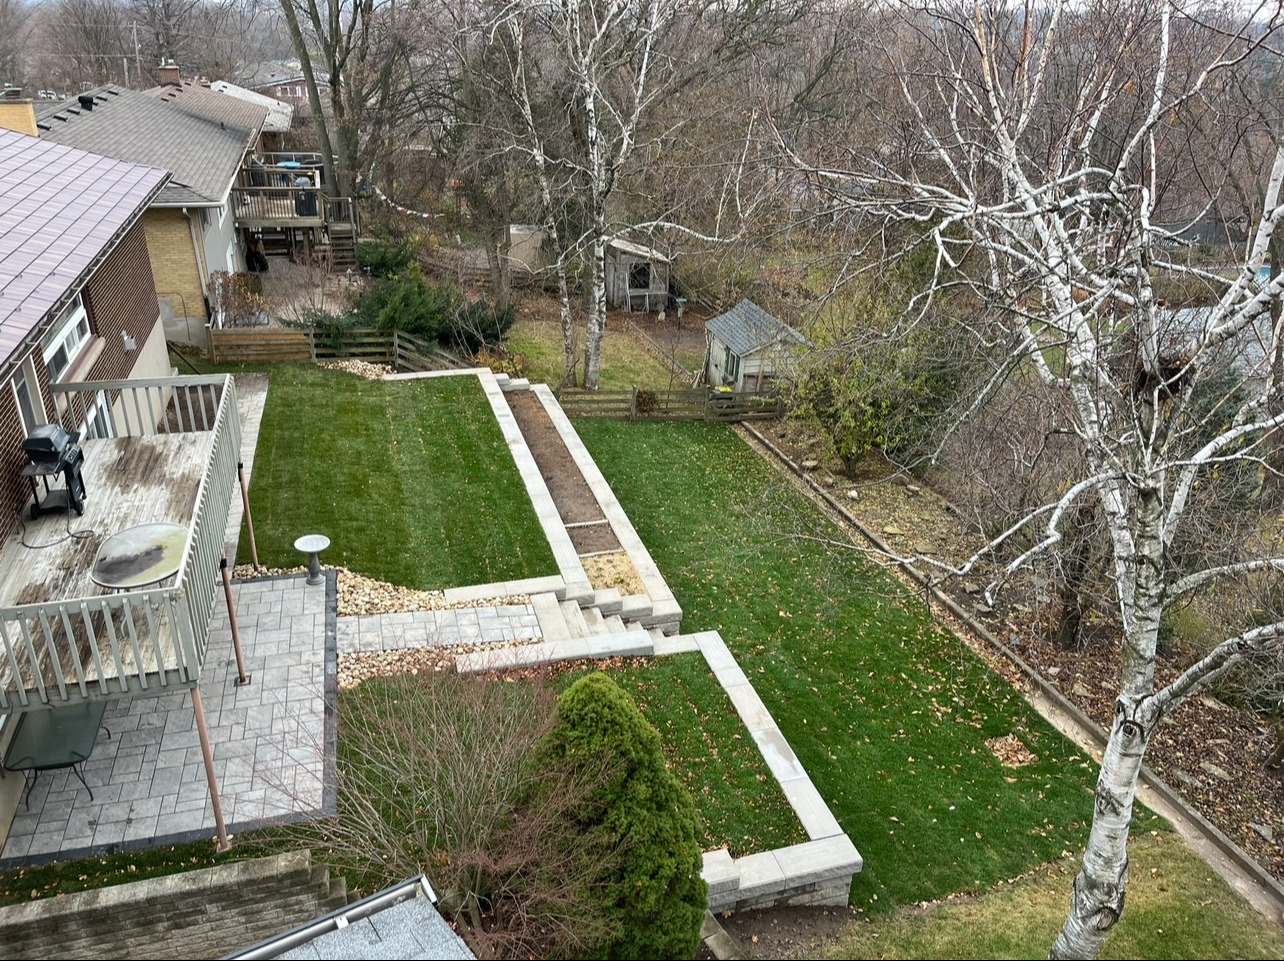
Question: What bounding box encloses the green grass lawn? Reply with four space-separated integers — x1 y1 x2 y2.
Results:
241 365 556 589
506 319 683 390
557 655 807 856
576 420 1115 913
822 834 1284 959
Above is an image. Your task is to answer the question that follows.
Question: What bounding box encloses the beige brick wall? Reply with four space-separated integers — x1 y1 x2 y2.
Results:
0 101 37 136
144 208 207 321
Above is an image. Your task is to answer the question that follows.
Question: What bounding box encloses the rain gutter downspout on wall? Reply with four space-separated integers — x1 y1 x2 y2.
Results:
182 207 211 316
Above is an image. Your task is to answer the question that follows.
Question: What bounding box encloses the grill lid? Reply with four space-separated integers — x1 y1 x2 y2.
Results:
22 423 73 463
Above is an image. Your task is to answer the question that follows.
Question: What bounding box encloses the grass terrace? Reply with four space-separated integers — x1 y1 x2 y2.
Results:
506 319 682 390
576 419 1115 912
239 365 556 589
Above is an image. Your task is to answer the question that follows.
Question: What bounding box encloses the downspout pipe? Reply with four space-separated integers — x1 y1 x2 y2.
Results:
181 207 211 321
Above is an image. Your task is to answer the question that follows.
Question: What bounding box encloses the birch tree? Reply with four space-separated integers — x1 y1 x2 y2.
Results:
787 2 1284 956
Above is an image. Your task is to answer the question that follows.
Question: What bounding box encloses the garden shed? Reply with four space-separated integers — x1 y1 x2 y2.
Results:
705 299 810 391
605 237 671 312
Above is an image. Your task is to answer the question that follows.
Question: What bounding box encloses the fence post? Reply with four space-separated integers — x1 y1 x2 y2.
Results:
393 330 401 372
209 331 219 365
307 330 317 363
630 388 638 420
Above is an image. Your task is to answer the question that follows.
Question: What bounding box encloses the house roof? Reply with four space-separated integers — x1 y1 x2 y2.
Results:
228 877 474 961
0 128 168 367
146 80 271 134
208 81 294 133
35 85 264 206
706 299 810 357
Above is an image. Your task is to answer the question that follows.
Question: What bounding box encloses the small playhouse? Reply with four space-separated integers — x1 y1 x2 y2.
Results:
604 237 672 312
705 299 810 391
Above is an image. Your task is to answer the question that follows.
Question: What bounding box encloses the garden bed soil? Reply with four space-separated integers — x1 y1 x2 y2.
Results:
698 904 858 960
754 418 1284 884
507 391 621 537
567 521 619 554
581 552 647 595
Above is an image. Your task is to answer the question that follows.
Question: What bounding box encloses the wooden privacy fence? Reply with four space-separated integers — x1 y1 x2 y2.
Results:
209 327 469 369
555 387 784 422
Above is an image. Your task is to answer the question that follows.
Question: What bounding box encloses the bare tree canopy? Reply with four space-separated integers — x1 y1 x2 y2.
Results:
783 1 1284 956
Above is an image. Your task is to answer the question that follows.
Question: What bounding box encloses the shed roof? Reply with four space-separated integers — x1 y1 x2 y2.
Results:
0 128 168 366
607 237 670 263
706 299 810 357
35 84 264 206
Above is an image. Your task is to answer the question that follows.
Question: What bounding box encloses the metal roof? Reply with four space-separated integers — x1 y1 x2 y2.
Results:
227 876 474 961
0 128 168 366
35 84 265 206
706 299 810 357
607 237 670 263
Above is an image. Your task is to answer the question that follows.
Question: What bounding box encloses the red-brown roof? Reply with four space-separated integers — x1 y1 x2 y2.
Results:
0 129 169 366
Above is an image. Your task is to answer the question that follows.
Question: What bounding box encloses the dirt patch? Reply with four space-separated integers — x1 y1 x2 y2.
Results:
507 391 619 533
581 551 647 596
567 521 620 554
699 904 859 960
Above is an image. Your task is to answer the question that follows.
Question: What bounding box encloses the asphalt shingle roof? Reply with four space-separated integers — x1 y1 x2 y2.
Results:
35 84 265 206
0 128 168 366
706 299 810 357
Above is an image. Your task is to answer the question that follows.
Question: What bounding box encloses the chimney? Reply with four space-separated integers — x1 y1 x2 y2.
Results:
0 98 37 136
158 59 181 87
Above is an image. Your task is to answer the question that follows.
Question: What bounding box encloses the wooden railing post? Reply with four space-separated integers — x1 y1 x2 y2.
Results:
307 330 317 363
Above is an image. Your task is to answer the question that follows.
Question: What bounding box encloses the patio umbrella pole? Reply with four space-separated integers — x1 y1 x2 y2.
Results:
191 687 230 852
238 462 261 571
221 557 251 685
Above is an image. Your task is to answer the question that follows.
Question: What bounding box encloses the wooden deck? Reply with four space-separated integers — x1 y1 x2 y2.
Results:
0 434 212 608
0 375 239 710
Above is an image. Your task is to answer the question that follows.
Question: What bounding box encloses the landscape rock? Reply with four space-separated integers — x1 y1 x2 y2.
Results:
1199 761 1234 782
801 459 820 471
1251 822 1275 843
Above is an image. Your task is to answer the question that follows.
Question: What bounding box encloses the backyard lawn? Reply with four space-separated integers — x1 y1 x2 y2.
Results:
241 365 556 590
576 420 1114 913
506 318 682 390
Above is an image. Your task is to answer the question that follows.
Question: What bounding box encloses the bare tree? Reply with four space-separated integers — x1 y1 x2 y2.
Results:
0 0 34 86
784 2 1284 956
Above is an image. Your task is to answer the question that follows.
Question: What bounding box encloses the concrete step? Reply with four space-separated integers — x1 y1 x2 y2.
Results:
652 632 701 655
619 593 653 622
532 592 571 642
603 614 626 634
561 580 596 605
560 600 590 638
593 588 623 614
500 377 531 392
582 606 606 634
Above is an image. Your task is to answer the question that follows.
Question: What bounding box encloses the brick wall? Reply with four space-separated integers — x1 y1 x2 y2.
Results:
143 208 207 321
0 851 349 960
82 223 161 383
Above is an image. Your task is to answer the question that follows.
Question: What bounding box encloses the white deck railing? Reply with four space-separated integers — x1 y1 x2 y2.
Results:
0 375 239 710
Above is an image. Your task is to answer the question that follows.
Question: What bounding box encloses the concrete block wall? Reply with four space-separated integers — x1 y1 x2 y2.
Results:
0 851 347 960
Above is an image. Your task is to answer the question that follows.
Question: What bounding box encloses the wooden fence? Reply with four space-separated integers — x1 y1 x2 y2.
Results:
555 387 784 422
209 327 471 369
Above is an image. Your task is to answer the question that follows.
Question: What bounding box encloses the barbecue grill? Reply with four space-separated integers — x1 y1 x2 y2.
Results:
20 424 86 517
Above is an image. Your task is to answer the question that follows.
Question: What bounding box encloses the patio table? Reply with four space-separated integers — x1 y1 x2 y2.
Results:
91 522 188 591
2 701 110 808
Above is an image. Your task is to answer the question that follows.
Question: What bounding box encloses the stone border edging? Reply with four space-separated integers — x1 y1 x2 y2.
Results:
739 422 1284 920
457 625 862 911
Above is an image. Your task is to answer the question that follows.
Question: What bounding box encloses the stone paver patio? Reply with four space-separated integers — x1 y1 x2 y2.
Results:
0 575 330 863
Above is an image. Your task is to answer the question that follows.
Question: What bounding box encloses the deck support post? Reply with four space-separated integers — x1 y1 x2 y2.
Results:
222 557 250 686
191 687 230 852
238 462 261 570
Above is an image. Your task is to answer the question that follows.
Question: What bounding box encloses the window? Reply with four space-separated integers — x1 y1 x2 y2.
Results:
629 261 651 291
723 346 741 382
83 391 113 440
11 358 44 434
42 294 92 382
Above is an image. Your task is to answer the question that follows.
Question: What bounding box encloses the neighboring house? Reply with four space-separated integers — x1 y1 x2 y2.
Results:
705 299 810 391
209 80 295 138
0 127 171 534
604 238 671 312
28 81 268 346
239 60 330 113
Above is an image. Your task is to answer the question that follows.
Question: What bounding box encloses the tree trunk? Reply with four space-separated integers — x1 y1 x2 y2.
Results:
278 1 340 197
1048 697 1155 959
583 231 607 389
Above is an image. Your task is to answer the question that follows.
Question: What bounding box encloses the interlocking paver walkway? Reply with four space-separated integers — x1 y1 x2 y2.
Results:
335 605 540 654
0 575 329 863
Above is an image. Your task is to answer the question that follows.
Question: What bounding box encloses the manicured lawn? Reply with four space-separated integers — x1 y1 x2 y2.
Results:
506 319 681 390
242 365 556 590
576 420 1115 913
823 834 1284 959
557 655 807 856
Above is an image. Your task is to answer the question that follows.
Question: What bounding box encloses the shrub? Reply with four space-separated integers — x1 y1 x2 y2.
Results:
448 298 517 354
538 672 707 960
282 306 358 353
354 267 459 340
357 234 416 278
